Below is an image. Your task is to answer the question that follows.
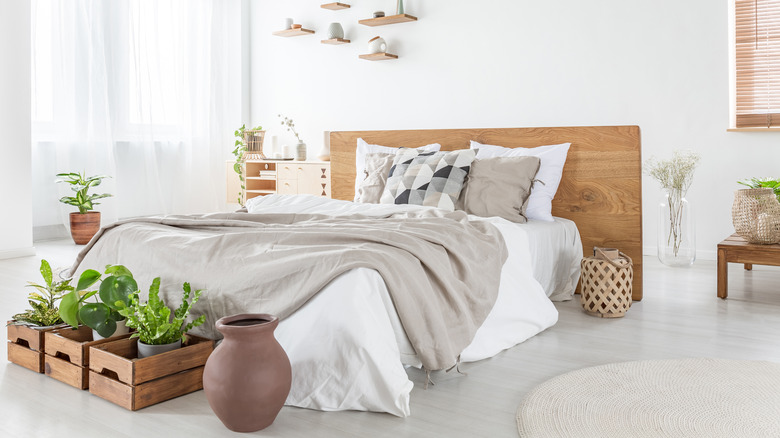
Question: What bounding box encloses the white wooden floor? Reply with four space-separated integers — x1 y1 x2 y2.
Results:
2 241 780 437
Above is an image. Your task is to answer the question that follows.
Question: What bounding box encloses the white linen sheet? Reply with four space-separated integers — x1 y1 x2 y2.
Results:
245 195 563 416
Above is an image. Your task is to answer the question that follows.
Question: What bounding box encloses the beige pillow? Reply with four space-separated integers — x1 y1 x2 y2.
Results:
357 153 395 203
459 156 541 223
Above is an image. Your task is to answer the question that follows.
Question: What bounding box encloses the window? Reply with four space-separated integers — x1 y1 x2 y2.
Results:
735 0 780 128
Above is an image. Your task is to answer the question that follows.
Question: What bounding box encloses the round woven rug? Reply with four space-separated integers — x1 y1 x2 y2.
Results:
516 358 780 438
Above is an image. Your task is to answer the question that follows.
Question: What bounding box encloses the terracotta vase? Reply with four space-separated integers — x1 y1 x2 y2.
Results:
69 211 101 245
203 314 291 433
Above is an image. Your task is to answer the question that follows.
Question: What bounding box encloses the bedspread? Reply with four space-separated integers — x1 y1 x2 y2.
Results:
70 209 507 371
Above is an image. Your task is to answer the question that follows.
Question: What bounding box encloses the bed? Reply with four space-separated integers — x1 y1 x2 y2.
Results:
71 126 642 417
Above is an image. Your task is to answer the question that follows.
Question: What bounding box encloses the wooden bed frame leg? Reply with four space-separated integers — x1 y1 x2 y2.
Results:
717 249 728 299
744 263 753 271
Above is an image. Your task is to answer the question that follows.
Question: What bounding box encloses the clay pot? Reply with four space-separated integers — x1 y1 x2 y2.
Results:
69 211 101 245
203 314 291 433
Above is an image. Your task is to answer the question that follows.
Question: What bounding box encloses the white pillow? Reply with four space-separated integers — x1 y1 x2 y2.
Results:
355 138 441 201
470 141 571 222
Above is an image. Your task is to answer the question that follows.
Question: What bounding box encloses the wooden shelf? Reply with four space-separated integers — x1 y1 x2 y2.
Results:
321 2 350 10
359 53 398 61
246 189 276 194
321 38 351 45
358 14 417 27
272 28 315 37
246 177 276 181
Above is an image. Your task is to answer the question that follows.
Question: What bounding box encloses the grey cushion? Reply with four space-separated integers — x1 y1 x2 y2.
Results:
458 156 541 223
357 153 395 203
380 149 476 211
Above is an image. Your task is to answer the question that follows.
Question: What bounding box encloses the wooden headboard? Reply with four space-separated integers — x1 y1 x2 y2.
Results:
329 126 643 301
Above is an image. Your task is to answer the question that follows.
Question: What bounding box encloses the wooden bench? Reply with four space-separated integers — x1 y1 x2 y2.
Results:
717 234 780 299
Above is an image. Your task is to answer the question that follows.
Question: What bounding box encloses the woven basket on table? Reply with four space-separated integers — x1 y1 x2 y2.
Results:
732 188 780 245
580 248 633 318
242 129 266 159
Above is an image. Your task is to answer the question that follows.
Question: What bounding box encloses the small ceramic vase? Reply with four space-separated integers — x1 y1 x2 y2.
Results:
327 22 344 40
137 339 181 359
203 314 292 433
397 0 404 14
296 142 307 161
284 18 293 29
368 36 387 54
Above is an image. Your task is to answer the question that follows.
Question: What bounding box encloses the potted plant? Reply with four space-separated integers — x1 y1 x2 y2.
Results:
279 115 306 161
738 177 780 202
59 265 135 340
232 124 264 206
10 259 72 328
56 172 112 244
116 277 206 358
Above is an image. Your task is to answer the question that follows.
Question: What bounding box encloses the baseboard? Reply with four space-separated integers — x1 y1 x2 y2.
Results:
643 246 717 262
0 246 36 260
33 224 68 241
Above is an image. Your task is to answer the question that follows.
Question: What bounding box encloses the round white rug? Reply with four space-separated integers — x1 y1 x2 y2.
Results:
516 358 780 438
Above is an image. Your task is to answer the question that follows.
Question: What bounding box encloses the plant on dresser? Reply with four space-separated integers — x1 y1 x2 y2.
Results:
116 276 206 358
232 124 264 206
56 172 112 245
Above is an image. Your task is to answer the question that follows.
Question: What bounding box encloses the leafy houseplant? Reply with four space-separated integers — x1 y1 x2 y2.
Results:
117 277 206 358
11 260 73 327
59 265 136 339
232 124 263 206
56 172 112 245
738 177 780 202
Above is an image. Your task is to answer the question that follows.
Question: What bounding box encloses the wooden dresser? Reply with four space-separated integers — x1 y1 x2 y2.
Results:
226 160 331 203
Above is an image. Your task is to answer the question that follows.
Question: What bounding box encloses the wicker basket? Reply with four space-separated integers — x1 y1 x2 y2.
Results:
732 188 780 244
242 130 266 158
580 248 633 318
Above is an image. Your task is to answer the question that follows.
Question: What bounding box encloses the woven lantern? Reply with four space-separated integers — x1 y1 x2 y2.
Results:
580 248 633 318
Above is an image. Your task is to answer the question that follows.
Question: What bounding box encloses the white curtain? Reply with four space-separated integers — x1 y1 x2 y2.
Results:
31 0 241 231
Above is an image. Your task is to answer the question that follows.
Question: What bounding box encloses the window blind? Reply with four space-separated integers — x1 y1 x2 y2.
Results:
735 0 780 127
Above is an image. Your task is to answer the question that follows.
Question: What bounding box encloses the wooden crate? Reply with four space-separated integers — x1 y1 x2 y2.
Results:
88 334 213 410
7 321 63 373
44 325 132 389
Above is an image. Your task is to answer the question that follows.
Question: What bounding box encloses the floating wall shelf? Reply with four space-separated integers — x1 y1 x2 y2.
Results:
359 53 398 61
272 28 316 37
321 2 350 10
358 14 417 27
321 38 351 45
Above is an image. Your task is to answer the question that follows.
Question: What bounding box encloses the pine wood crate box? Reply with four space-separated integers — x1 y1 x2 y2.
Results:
7 322 63 373
44 325 132 390
88 334 214 411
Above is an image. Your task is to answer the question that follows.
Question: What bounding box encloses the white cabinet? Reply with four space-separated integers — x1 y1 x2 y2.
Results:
228 160 331 202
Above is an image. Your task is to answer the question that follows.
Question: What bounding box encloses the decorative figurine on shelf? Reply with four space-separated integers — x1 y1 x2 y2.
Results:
279 114 306 161
368 36 387 54
397 0 404 15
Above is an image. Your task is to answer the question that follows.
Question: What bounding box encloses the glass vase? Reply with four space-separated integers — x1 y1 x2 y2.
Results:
657 188 696 267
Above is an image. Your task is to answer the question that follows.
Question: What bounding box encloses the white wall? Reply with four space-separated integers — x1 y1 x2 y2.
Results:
0 0 34 259
249 0 780 260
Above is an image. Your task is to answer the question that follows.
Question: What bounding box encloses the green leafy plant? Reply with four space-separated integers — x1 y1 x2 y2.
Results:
117 277 206 345
11 260 73 327
59 265 137 338
232 124 263 206
738 177 780 202
56 172 112 214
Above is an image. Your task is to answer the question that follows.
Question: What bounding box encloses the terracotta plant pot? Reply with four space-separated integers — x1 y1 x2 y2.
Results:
203 314 292 433
69 211 101 245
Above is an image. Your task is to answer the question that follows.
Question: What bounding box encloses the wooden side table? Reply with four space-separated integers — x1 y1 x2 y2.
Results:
717 234 780 299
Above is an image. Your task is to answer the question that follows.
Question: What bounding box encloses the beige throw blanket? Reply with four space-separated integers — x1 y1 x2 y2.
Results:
70 210 507 371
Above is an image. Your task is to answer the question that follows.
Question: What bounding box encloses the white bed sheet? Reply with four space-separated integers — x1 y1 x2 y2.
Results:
244 195 574 416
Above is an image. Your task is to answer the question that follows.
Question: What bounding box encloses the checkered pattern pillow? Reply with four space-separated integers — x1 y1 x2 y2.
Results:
380 149 476 211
